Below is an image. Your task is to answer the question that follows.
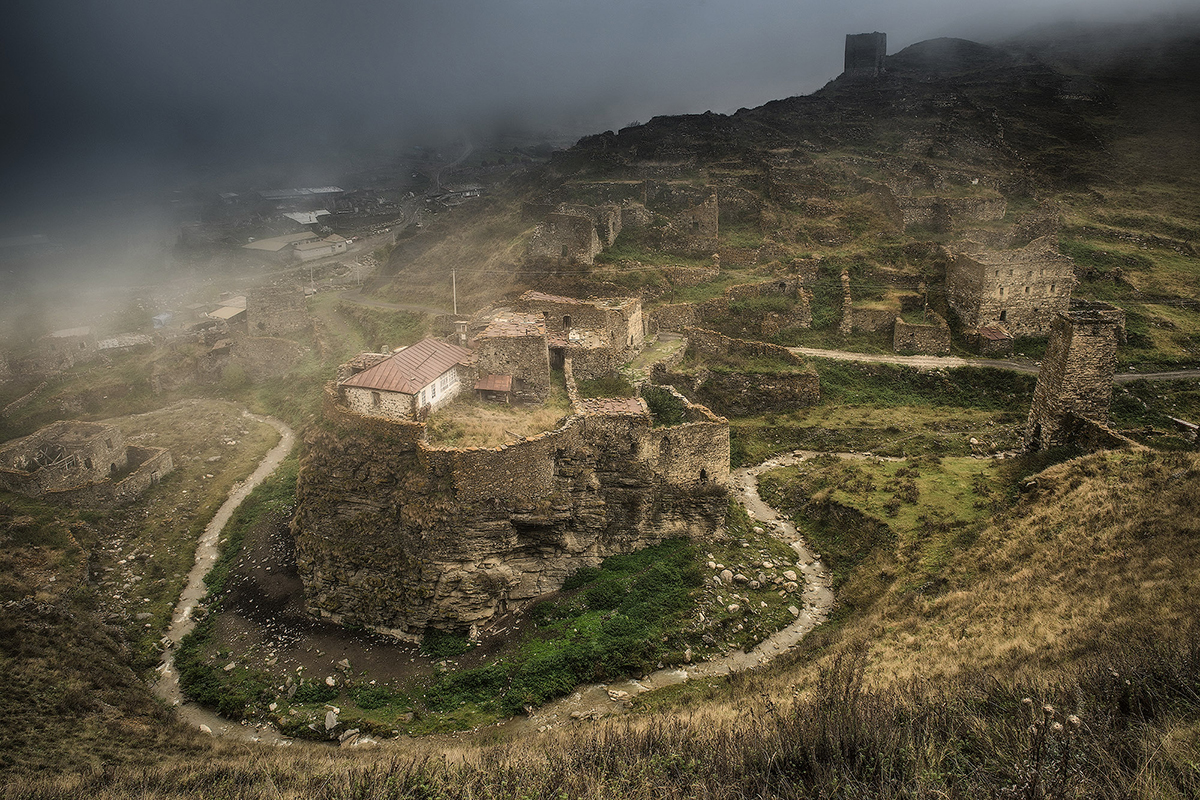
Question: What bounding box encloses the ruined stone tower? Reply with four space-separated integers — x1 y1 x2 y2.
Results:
844 32 887 78
1024 302 1126 451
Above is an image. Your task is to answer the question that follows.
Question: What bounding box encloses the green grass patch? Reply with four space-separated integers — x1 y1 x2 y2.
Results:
575 375 636 398
174 454 298 719
424 539 704 716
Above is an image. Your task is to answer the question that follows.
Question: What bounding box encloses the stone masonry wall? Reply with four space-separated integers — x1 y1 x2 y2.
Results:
248 286 308 336
646 278 811 336
893 312 951 355
474 335 551 403
947 236 1076 337
526 212 602 264
652 329 821 415
1025 305 1124 451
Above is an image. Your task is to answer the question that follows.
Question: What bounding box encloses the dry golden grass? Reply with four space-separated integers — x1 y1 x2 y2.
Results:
424 384 571 448
768 449 1200 690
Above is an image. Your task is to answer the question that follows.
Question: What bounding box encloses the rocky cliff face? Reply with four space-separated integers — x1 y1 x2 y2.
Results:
292 400 728 640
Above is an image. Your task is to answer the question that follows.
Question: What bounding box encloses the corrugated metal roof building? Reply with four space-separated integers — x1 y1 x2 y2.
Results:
339 338 475 420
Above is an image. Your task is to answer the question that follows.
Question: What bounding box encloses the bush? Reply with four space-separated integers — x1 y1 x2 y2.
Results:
421 628 473 659
643 385 688 427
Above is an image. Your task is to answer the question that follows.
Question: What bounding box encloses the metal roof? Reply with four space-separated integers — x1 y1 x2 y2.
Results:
209 306 246 321
242 232 319 252
474 374 513 392
341 338 474 395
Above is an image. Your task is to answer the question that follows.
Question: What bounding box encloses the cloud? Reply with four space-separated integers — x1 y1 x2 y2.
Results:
0 0 1194 211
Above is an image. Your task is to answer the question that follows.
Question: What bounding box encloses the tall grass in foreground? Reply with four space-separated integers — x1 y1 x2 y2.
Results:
11 634 1200 799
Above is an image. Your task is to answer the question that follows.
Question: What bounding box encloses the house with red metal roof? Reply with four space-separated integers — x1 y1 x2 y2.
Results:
338 338 475 420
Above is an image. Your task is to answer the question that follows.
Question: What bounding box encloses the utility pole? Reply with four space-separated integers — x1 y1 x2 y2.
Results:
452 268 458 315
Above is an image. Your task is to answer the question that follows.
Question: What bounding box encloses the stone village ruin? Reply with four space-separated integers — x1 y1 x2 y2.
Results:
0 420 173 505
294 309 730 638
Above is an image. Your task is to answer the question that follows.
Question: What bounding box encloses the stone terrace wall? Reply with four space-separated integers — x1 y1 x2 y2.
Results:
893 312 951 355
850 308 897 334
646 278 811 336
685 328 806 366
653 329 821 415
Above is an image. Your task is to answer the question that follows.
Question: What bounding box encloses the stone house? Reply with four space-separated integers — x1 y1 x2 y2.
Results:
946 236 1075 338
338 338 475 421
515 291 644 379
471 314 551 403
525 212 602 264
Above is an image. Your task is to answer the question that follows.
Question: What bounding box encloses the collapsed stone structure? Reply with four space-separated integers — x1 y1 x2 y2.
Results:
652 328 820 416
514 291 644 380
248 286 308 336
0 420 173 504
893 312 951 355
293 371 730 640
946 236 1075 338
526 212 603 264
646 278 811 339
1024 302 1126 451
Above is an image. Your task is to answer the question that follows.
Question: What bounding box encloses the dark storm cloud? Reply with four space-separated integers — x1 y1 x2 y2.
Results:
0 0 1194 212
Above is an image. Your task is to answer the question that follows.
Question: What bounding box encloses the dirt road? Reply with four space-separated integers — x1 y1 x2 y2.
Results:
153 410 296 744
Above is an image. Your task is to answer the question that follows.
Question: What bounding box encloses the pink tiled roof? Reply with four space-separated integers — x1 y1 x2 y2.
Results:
341 338 473 395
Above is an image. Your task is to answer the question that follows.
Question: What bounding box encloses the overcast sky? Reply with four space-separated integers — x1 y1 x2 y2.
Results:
0 0 1194 213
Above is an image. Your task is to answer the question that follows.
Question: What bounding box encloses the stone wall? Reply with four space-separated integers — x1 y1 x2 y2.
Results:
293 389 730 639
894 196 1007 232
947 236 1076 337
653 328 821 415
342 385 417 420
474 332 551 403
248 286 308 336
1024 303 1125 451
229 336 306 379
646 278 811 336
526 212 602 264
893 312 951 354
563 344 622 381
850 308 898 334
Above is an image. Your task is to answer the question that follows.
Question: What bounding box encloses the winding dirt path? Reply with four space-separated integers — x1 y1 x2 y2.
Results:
152 410 296 743
152 421 834 742
514 453 835 733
